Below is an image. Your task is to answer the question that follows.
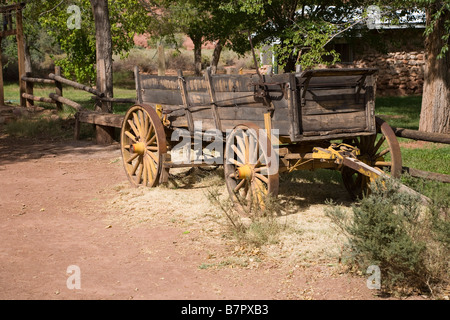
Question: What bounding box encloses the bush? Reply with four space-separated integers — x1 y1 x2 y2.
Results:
326 178 449 297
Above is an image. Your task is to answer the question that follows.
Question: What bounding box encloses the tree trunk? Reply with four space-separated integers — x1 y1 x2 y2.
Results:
24 41 32 74
210 39 223 75
192 35 202 76
419 4 450 134
90 0 115 143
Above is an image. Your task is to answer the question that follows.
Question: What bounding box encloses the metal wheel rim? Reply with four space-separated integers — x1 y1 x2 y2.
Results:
120 104 167 187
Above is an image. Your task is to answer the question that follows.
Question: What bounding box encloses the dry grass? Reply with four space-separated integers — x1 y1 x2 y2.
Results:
106 167 352 269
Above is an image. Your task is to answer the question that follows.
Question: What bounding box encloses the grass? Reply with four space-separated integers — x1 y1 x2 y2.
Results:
374 96 449 174
375 95 422 130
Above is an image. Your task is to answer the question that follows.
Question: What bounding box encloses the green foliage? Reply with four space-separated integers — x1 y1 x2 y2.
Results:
326 178 450 296
33 0 151 84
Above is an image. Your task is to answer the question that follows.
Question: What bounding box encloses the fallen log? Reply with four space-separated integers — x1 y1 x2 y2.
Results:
48 73 104 97
393 127 450 144
403 167 450 184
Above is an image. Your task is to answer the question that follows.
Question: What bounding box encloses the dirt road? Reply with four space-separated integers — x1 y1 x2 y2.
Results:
0 134 394 300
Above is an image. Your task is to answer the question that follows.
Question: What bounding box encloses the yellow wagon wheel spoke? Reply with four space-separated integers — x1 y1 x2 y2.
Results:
120 104 168 188
224 123 279 217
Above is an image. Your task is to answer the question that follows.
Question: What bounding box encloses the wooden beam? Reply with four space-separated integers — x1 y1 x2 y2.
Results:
48 93 82 111
0 29 16 37
177 69 195 133
205 67 222 132
0 3 26 13
22 93 55 104
48 73 105 97
76 110 124 128
21 76 55 84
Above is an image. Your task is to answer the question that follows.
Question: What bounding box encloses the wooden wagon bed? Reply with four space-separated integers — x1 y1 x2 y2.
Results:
134 67 378 142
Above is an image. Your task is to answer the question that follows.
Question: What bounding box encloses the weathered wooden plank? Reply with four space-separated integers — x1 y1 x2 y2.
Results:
205 67 222 131
177 70 195 133
169 118 291 135
302 110 367 133
299 68 378 78
140 75 180 90
303 102 365 116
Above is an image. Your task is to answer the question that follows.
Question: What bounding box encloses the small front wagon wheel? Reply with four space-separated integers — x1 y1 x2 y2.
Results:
120 104 168 187
224 123 279 216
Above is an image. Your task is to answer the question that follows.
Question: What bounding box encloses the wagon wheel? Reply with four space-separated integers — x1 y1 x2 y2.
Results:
120 104 168 187
341 116 402 200
224 123 279 216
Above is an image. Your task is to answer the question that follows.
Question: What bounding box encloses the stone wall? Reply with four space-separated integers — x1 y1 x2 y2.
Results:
353 51 425 96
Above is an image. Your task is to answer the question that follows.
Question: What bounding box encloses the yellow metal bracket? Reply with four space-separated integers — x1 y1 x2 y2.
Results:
156 104 170 126
311 143 361 170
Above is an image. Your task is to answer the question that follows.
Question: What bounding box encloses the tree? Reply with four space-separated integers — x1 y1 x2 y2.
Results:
138 0 254 75
365 0 449 134
223 1 370 72
38 0 151 84
418 1 449 134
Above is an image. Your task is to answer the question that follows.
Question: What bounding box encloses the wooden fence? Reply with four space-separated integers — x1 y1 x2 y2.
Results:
20 66 135 140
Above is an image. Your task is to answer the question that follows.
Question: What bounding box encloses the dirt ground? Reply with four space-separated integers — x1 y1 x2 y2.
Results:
0 126 426 301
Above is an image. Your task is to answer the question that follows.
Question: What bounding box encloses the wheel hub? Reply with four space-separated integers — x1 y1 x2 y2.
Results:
236 165 253 180
130 142 146 155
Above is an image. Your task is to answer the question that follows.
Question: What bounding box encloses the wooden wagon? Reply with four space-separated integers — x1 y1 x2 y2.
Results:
120 67 402 214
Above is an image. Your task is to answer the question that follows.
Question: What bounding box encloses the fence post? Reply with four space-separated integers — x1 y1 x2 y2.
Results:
15 6 26 107
54 66 63 111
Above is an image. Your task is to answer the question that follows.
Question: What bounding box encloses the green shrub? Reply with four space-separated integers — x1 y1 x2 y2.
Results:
326 178 449 297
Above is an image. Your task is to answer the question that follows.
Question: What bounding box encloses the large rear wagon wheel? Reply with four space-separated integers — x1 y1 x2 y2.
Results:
342 116 402 200
120 104 168 187
224 123 279 216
